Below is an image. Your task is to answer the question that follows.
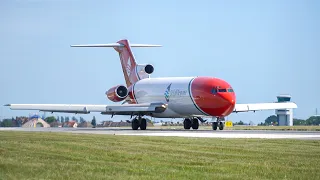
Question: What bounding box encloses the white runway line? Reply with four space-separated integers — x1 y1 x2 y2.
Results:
1 127 320 139
121 132 320 139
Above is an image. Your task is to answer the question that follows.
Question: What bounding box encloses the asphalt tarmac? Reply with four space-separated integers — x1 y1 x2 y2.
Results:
1 127 320 140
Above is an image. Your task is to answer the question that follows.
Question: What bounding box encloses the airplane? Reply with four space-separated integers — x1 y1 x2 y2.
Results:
5 39 297 130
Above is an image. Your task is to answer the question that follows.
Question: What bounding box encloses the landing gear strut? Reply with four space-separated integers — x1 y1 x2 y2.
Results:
212 117 224 130
131 116 147 130
183 118 199 130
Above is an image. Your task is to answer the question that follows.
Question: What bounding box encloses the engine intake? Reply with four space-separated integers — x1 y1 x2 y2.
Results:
106 85 128 102
144 64 154 74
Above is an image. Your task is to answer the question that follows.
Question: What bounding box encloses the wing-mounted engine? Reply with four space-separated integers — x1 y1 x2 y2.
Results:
106 85 128 102
136 64 154 80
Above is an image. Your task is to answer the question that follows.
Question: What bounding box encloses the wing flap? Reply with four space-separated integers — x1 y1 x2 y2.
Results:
233 102 297 113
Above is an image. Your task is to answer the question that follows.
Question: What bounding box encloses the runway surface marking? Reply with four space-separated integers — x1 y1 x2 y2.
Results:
124 132 320 139
1 127 320 140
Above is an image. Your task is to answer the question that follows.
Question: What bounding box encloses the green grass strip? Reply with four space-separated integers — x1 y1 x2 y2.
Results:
0 131 319 180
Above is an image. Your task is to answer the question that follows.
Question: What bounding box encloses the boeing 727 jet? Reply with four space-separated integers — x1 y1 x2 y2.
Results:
5 39 297 130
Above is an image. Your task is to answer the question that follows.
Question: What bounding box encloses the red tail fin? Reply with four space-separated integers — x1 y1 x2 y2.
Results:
113 39 138 87
70 39 161 87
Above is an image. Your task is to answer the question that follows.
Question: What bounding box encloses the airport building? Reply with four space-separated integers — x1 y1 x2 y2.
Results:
275 95 293 126
22 114 50 128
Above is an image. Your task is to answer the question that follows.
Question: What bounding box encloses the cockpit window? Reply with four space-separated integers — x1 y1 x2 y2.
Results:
212 88 233 94
218 89 227 92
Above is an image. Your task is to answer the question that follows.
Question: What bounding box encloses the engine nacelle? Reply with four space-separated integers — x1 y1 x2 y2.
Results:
144 64 154 74
135 64 154 80
106 85 128 102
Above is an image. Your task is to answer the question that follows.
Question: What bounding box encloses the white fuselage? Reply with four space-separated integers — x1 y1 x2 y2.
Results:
132 77 204 118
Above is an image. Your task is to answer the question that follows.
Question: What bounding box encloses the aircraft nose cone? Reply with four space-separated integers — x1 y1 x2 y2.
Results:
190 77 236 117
217 93 236 116
219 93 235 106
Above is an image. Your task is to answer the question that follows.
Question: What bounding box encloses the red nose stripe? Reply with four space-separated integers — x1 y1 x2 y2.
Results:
190 77 235 117
189 77 212 116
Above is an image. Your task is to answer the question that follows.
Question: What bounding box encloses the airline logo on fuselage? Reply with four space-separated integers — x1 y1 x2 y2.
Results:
164 83 187 102
164 83 172 102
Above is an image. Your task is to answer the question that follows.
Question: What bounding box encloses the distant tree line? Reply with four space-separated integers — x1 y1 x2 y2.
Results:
0 118 14 127
257 115 320 126
234 120 244 125
2 114 320 127
233 120 255 126
43 116 88 124
0 117 27 127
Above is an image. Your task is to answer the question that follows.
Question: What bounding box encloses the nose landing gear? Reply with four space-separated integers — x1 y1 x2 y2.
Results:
212 117 224 130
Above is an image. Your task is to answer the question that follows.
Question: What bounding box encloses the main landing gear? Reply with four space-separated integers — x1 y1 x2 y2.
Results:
183 118 199 130
131 116 147 130
212 117 224 130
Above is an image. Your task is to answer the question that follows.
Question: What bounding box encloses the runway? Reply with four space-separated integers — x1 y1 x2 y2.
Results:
1 127 320 140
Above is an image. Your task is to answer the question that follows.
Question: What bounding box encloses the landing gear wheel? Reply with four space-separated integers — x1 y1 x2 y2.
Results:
140 118 147 130
212 122 218 130
132 119 139 130
219 122 224 130
183 118 191 129
191 118 199 130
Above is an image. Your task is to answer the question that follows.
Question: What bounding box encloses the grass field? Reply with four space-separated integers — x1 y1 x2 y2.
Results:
152 125 320 131
0 131 319 180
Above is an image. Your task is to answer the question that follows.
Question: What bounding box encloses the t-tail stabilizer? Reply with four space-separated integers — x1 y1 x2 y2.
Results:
71 39 161 87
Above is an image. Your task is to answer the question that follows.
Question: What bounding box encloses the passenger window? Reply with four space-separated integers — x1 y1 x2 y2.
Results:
218 89 227 92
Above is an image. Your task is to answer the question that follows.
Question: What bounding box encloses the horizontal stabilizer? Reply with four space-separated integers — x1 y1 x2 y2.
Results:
71 43 162 48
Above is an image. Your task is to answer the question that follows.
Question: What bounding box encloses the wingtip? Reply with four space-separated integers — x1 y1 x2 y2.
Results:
70 45 80 47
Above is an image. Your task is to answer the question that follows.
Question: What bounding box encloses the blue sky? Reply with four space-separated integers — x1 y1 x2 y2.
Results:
0 0 319 123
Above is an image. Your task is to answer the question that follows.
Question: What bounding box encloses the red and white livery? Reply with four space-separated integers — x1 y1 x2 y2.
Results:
5 39 297 130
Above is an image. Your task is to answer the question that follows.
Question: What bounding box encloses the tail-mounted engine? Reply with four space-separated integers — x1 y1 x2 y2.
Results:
106 85 128 102
143 64 154 74
136 64 154 79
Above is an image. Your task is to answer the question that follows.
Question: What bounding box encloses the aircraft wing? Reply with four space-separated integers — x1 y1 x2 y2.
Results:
233 102 297 113
4 103 167 116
